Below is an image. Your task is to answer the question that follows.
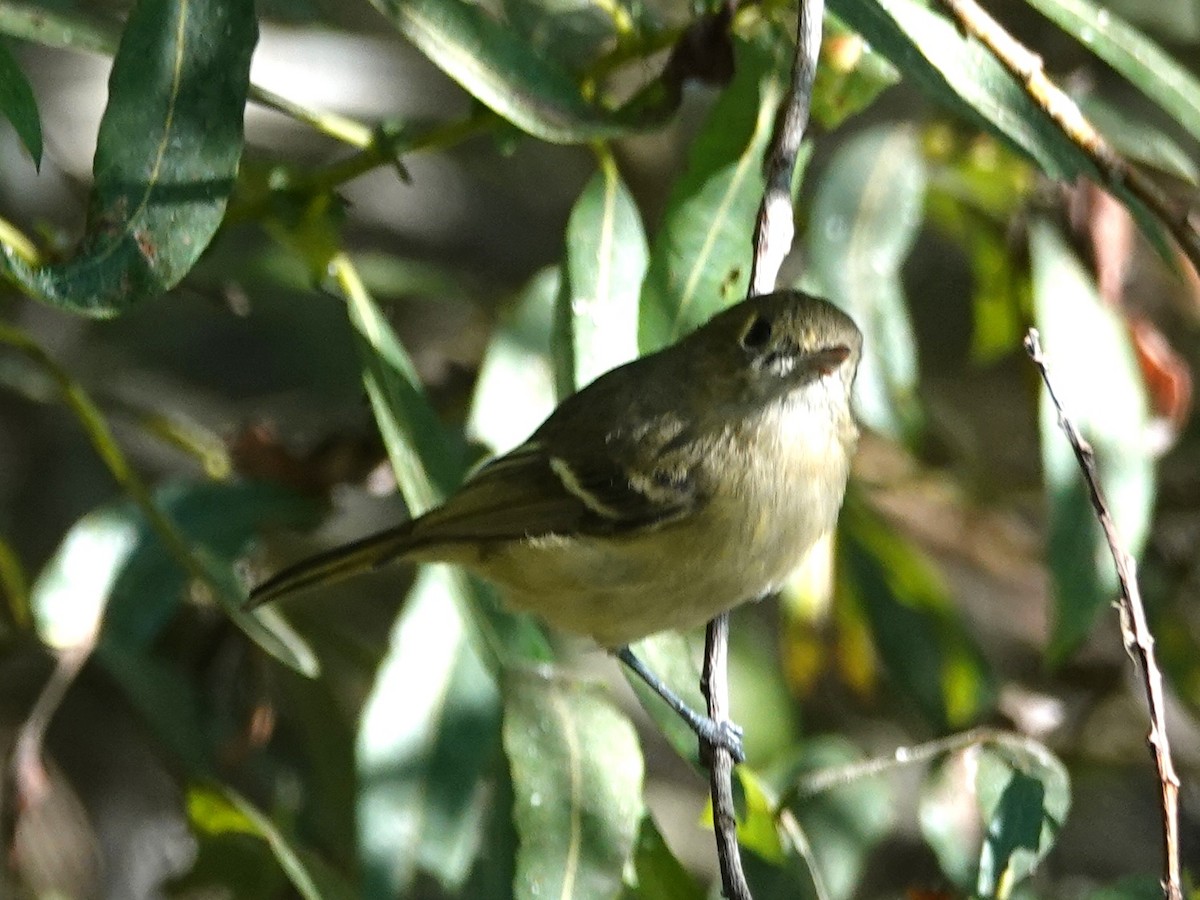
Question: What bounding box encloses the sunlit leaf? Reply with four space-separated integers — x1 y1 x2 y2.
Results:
558 156 647 395
470 266 560 454
1021 0 1200 147
188 784 358 900
836 493 995 730
805 123 924 440
1029 220 1154 662
358 565 503 897
733 767 786 864
639 28 791 351
504 668 643 900
919 732 1069 894
364 0 662 143
337 255 553 664
1 0 257 316
975 737 1069 897
0 38 41 165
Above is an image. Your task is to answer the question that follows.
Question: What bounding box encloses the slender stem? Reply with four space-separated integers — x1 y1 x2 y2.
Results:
1024 329 1182 900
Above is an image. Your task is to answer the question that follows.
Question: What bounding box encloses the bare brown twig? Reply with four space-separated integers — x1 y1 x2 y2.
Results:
933 0 1200 281
1024 329 1182 900
700 0 825 895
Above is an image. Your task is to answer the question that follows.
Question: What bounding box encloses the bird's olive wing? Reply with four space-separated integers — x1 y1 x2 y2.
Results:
410 437 699 546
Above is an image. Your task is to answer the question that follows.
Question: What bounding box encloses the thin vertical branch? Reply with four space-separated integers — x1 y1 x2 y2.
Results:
1024 329 1182 900
701 0 825 895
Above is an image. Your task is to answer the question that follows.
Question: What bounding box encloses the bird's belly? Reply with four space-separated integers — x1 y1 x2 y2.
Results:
465 484 836 648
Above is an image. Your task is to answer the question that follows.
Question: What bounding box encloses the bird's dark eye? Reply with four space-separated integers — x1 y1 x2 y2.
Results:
741 315 773 350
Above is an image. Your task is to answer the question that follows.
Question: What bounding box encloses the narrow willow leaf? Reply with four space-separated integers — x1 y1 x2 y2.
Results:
189 785 358 900
1022 0 1200 147
829 0 1084 179
805 123 924 440
1029 220 1154 662
338 257 554 663
365 0 656 143
639 29 791 351
0 4 117 54
0 37 41 165
558 157 647 395
358 565 502 897
837 493 995 730
504 668 643 900
1 0 257 316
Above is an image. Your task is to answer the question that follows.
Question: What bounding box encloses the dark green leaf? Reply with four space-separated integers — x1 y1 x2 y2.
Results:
918 732 1069 893
805 123 924 439
358 566 504 896
1088 875 1170 900
338 255 554 665
639 28 791 351
558 158 647 396
626 814 705 900
503 668 643 900
189 784 358 900
975 738 1070 896
1 0 257 316
829 0 1085 179
1081 96 1198 185
1021 0 1200 146
837 493 995 730
1029 220 1154 662
0 37 41 165
364 0 658 143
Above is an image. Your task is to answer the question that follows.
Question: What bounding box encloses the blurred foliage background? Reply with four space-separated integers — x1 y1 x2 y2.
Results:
0 0 1198 896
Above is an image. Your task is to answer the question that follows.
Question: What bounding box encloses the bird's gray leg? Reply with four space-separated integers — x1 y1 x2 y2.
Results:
616 646 745 763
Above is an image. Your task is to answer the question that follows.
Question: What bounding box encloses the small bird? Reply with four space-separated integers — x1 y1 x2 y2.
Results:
250 290 862 760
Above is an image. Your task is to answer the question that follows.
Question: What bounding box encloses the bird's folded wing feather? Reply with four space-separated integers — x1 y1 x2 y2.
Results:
411 435 701 546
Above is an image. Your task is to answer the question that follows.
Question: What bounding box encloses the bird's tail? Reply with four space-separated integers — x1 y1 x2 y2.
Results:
247 520 418 609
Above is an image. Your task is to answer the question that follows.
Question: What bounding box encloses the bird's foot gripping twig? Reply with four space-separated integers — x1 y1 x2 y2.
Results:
616 645 747 762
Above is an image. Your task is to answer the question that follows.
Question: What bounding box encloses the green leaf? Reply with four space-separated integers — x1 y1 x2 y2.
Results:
0 37 41 165
734 767 787 864
639 29 791 351
837 493 995 730
503 667 644 900
829 0 1084 180
470 266 561 454
1 0 257 316
30 480 323 675
777 737 895 900
358 565 503 896
0 4 117 55
919 732 1069 894
1021 0 1200 147
1029 220 1154 662
1081 96 1198 185
804 123 924 440
338 256 554 664
189 784 358 900
364 0 655 143
558 157 648 395
626 814 705 900
975 738 1070 897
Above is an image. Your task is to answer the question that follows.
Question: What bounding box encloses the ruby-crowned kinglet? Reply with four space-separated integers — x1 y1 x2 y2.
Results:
251 290 862 759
